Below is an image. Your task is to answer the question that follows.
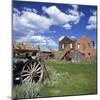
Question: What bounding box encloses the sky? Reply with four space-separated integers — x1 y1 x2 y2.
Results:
13 1 97 51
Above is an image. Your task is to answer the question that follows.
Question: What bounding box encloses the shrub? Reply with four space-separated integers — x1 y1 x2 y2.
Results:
13 82 42 99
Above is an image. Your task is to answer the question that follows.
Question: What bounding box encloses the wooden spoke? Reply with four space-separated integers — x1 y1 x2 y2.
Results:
34 63 40 71
22 70 29 73
36 67 41 72
30 62 36 72
33 62 36 68
27 77 32 82
21 74 30 77
27 65 31 71
22 76 30 82
29 63 32 69
37 74 41 77
37 71 41 74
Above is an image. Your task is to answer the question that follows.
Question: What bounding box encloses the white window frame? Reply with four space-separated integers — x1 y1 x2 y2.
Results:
70 43 72 48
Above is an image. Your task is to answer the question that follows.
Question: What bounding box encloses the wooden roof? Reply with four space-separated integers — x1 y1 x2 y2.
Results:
59 36 73 44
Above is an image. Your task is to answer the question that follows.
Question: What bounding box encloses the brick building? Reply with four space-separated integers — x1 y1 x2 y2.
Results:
58 35 95 62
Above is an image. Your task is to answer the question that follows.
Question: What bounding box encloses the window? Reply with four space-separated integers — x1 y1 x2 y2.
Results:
77 43 80 49
91 41 95 46
62 44 64 49
70 43 72 48
88 53 91 55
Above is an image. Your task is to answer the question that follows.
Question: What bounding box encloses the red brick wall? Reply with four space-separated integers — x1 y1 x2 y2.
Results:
75 36 95 61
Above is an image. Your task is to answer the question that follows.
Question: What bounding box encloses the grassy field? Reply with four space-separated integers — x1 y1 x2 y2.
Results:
40 60 97 97
13 60 97 99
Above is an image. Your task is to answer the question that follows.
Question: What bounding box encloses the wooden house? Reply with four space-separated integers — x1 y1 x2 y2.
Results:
59 36 75 51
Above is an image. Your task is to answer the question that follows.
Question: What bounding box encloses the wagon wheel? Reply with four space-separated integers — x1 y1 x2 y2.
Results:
21 60 44 83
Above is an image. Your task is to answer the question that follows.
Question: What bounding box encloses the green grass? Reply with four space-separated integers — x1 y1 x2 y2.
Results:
13 60 97 99
40 60 97 97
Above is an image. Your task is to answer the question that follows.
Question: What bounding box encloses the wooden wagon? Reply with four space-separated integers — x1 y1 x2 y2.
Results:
13 48 48 85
